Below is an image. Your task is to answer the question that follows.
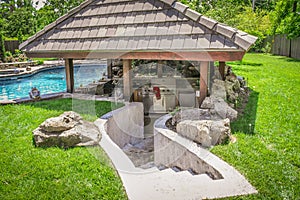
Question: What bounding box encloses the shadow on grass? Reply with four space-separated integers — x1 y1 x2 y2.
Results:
228 60 263 67
26 98 123 119
231 89 259 135
278 57 300 63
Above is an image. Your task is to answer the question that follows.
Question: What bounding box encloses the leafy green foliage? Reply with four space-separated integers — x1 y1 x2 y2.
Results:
0 0 83 39
0 98 127 199
212 53 300 199
36 0 84 31
180 0 299 51
270 0 300 39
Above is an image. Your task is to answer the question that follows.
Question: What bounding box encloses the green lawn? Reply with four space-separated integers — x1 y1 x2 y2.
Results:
1 54 299 199
212 54 300 199
0 99 127 200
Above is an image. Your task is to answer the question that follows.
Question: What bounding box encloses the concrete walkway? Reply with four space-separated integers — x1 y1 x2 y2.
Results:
94 119 257 200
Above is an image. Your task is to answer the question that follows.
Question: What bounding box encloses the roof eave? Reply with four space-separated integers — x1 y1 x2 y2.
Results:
24 49 245 61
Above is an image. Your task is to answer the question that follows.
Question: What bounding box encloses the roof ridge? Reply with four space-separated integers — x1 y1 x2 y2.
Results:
159 0 257 50
20 0 94 50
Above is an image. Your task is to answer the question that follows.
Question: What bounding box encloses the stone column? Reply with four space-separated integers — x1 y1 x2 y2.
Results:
199 61 209 105
65 58 74 93
123 59 132 101
219 61 226 80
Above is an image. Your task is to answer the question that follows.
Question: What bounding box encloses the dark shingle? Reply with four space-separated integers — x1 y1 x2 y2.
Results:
183 35 197 49
159 36 172 49
124 13 135 24
115 26 126 36
210 35 224 48
155 11 166 22
106 15 117 25
196 34 211 49
135 24 147 36
124 2 134 12
90 40 100 50
192 22 205 34
148 36 160 49
107 38 119 49
145 24 157 35
156 23 169 35
144 12 156 23
165 9 178 22
179 22 192 34
66 40 76 50
82 17 92 27
168 22 181 34
97 27 107 37
90 17 100 26
171 35 185 49
99 39 109 49
137 36 150 49
134 12 146 23
126 37 139 49
99 17 109 25
81 28 91 38
82 40 92 50
114 4 125 13
89 27 99 37
115 14 126 24
143 1 154 11
106 27 117 37
117 37 129 49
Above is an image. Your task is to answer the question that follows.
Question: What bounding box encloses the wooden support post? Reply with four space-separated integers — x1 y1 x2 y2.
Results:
107 59 112 79
65 58 74 93
157 60 163 78
123 59 132 101
219 61 226 80
199 61 209 105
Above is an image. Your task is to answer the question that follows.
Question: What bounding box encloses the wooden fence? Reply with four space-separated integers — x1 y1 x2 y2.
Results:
268 35 300 60
4 40 20 53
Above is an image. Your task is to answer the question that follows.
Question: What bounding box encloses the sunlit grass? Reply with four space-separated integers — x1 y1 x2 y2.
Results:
212 54 300 199
0 99 127 200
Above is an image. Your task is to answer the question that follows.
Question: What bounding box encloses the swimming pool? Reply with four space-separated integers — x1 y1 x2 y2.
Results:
0 64 106 101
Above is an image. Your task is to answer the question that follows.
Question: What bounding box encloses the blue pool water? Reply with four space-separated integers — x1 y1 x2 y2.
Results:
0 64 106 101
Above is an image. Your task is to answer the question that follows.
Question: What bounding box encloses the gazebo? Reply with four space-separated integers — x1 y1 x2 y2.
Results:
20 0 257 106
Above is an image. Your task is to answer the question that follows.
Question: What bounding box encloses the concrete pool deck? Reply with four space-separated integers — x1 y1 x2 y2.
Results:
0 59 106 80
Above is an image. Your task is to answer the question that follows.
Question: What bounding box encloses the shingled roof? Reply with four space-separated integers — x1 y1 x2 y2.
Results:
20 0 257 61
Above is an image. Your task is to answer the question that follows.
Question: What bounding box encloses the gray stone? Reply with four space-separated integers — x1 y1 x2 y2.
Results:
225 77 240 102
33 111 101 148
212 97 238 121
40 111 82 132
176 119 231 147
171 108 213 125
211 79 226 100
201 97 214 109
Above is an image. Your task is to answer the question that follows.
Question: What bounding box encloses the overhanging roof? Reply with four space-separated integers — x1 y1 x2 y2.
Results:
20 0 257 61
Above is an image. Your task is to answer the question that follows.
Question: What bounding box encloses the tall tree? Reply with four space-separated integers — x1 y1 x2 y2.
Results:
36 0 84 31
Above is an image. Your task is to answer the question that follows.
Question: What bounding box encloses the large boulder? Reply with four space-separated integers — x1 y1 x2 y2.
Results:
39 111 82 132
176 119 231 147
201 97 238 121
33 111 101 148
